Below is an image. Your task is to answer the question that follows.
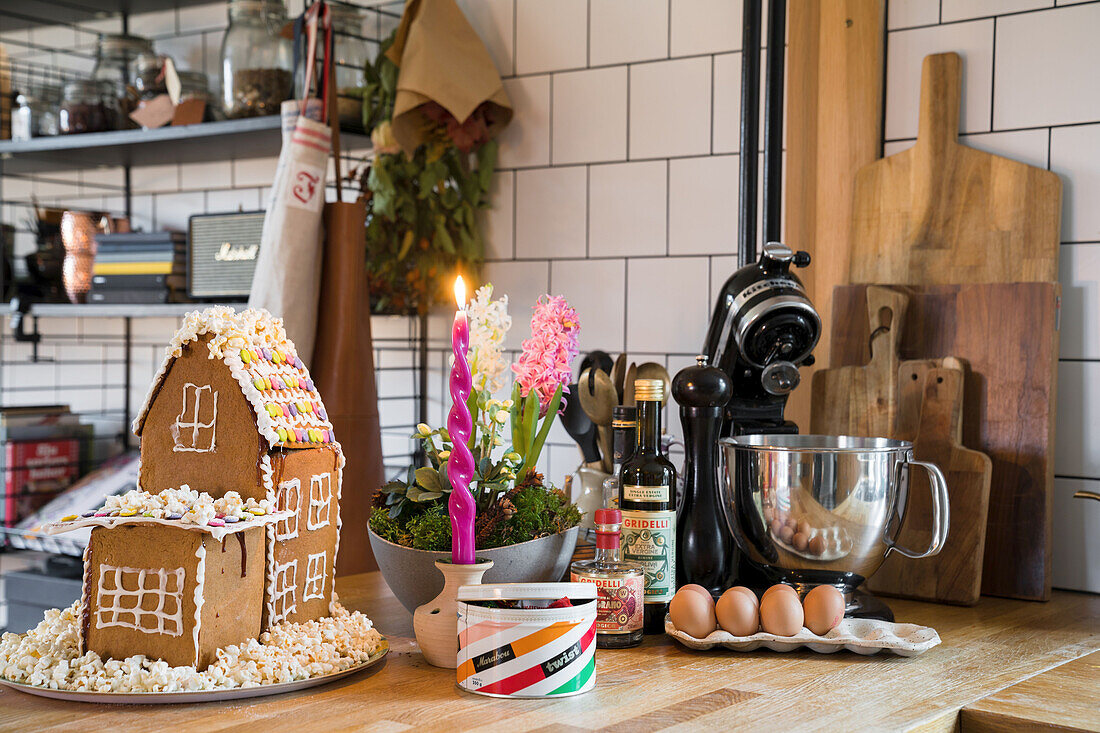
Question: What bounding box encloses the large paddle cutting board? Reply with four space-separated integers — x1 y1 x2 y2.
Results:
848 52 1061 284
830 283 1059 601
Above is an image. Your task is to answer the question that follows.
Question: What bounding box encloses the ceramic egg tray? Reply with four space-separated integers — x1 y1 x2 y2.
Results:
664 615 941 657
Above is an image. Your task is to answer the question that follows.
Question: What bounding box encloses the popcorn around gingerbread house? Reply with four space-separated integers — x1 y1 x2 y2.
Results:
47 308 345 670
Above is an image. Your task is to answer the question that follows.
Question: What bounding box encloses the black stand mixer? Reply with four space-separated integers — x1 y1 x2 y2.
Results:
702 241 820 437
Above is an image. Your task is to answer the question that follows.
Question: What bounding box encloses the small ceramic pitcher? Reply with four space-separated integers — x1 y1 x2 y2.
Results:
413 558 493 668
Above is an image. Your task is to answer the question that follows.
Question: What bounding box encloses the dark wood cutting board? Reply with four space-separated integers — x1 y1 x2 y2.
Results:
868 364 993 605
848 52 1062 285
830 283 1060 601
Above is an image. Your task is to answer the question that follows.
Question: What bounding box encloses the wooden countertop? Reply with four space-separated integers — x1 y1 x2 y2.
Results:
2 572 1097 732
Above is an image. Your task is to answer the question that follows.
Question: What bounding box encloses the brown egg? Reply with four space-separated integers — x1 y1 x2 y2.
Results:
778 524 795 543
792 531 809 551
678 583 715 604
716 588 759 636
803 585 845 635
760 590 804 636
669 586 717 639
785 516 798 530
769 518 785 536
797 520 812 536
808 534 827 556
761 583 798 604
727 585 759 610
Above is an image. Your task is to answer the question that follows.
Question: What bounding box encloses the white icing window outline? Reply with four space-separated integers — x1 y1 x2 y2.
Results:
173 383 218 453
306 473 331 531
271 559 297 625
303 551 327 602
274 479 301 541
95 564 185 637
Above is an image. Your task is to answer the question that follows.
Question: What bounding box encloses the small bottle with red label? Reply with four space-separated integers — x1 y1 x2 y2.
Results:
570 508 645 648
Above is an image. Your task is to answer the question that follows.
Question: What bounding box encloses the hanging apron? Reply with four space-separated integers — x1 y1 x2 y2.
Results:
248 3 332 364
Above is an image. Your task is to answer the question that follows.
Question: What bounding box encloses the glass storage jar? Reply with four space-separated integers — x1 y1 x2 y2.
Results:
12 84 60 140
331 3 368 129
134 52 172 100
178 70 216 121
220 0 293 118
93 34 154 127
59 80 120 134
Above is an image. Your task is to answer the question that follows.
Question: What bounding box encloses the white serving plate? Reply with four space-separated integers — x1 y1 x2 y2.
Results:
0 640 388 704
665 616 940 657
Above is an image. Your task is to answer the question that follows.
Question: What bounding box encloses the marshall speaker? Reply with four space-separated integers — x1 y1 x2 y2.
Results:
188 210 265 299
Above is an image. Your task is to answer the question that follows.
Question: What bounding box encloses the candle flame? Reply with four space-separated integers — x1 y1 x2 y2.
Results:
454 275 466 308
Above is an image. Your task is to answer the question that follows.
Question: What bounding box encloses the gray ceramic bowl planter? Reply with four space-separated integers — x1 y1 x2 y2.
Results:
368 526 580 613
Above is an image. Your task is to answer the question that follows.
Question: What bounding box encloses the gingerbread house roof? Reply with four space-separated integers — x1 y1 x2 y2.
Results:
45 487 290 542
132 307 335 450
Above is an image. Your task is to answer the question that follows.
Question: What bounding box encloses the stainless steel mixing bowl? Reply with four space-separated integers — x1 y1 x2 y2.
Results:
718 434 949 597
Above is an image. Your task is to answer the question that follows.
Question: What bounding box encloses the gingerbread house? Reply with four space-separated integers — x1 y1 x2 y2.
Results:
132 307 344 629
48 308 346 671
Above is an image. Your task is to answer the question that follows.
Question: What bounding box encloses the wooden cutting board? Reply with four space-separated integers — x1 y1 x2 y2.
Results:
868 364 993 605
848 52 1062 284
810 286 907 437
830 282 1059 600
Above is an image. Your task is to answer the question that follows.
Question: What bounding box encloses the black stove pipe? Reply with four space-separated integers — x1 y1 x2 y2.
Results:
763 0 787 244
737 0 762 267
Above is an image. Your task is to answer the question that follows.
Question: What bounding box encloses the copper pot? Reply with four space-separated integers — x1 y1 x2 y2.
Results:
60 210 108 303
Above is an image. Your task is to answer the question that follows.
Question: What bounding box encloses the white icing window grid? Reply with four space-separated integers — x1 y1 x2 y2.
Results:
306 473 332 531
173 383 218 453
95 564 185 637
303 551 327 602
275 479 301 540
271 559 297 625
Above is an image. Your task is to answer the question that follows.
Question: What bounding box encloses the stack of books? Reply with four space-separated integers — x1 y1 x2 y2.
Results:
0 405 92 531
90 232 187 304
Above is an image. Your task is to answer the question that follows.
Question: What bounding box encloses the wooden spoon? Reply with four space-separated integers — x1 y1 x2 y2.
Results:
611 353 627 405
635 362 672 403
578 367 616 425
623 362 638 406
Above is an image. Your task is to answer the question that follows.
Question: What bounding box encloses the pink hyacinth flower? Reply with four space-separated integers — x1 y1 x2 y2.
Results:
512 295 581 415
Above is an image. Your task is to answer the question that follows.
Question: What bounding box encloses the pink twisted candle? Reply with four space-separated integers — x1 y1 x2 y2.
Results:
447 277 476 564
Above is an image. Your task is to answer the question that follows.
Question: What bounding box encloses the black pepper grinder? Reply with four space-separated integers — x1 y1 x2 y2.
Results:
673 354 734 596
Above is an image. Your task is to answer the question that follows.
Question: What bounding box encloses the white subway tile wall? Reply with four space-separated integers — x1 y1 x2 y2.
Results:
1 0 1098 590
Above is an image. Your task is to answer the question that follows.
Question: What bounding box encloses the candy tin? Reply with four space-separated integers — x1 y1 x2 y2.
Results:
456 583 597 698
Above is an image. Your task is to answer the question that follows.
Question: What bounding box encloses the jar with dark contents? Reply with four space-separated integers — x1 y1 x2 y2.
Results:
59 80 120 134
220 0 293 118
134 52 172 100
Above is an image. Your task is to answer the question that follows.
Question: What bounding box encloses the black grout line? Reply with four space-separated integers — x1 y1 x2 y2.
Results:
585 165 591 258
990 17 997 132
665 158 671 255
1054 475 1100 483
887 0 1100 32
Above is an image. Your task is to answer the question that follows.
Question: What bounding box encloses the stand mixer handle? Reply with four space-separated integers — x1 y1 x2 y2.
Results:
887 459 951 559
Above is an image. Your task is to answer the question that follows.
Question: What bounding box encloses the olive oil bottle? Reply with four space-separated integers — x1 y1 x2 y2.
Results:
619 379 678 634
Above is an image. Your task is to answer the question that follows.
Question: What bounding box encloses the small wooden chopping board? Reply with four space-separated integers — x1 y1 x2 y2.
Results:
810 286 907 437
868 364 993 605
830 282 1060 600
848 52 1062 284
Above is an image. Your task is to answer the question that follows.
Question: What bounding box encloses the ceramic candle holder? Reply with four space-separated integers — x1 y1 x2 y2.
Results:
413 558 493 668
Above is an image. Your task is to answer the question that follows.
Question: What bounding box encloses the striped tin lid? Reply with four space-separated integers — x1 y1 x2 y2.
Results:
456 583 596 602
